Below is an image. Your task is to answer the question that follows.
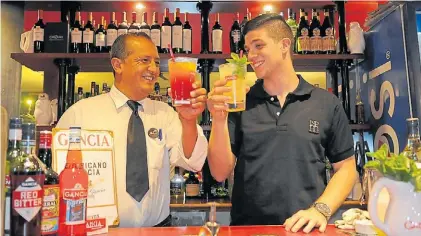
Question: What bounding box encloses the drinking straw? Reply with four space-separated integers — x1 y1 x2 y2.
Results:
168 44 175 61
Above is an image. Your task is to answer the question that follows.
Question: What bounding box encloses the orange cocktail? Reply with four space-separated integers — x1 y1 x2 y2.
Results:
168 57 198 106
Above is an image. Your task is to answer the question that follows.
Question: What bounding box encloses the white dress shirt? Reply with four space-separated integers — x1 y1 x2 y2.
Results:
56 86 208 227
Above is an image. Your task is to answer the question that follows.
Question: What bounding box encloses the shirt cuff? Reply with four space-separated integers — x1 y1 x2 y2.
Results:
172 124 208 172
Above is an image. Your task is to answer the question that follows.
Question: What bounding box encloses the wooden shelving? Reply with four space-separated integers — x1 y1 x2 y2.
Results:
11 53 364 73
169 197 366 211
201 123 371 132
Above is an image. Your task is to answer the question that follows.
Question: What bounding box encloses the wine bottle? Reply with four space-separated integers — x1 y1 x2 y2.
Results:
151 12 162 53
139 12 151 36
321 8 335 54
70 11 83 53
95 16 107 53
185 171 200 198
182 12 192 54
82 12 95 53
117 12 129 37
128 12 139 33
230 12 241 54
161 8 172 53
76 87 84 102
90 82 96 97
172 8 183 53
309 9 322 54
296 9 310 54
212 13 223 54
33 9 45 53
239 8 249 52
286 9 298 40
107 12 118 51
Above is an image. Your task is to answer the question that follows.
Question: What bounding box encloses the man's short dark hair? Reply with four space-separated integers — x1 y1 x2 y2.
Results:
109 32 153 75
110 32 152 61
243 14 294 49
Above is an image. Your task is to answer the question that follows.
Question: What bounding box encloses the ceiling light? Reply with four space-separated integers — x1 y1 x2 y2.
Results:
263 4 273 13
136 3 144 10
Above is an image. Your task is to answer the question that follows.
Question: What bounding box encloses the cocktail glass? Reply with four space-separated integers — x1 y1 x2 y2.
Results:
219 62 247 112
168 57 198 106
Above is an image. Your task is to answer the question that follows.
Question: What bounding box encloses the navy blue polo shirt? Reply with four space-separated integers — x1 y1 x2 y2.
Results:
228 75 354 226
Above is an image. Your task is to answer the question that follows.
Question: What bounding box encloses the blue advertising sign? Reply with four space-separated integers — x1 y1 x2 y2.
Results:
354 5 412 153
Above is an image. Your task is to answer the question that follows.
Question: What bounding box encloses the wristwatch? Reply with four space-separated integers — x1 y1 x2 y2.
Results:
311 202 332 221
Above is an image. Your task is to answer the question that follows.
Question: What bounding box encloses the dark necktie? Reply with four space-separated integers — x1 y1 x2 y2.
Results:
126 100 149 202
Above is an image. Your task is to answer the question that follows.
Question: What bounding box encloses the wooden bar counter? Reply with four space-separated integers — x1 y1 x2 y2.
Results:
107 225 352 235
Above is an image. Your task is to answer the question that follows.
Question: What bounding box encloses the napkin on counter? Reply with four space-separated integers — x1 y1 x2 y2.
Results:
334 208 370 230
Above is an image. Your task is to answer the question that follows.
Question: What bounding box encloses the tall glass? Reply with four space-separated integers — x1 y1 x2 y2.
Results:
219 63 247 112
168 57 198 106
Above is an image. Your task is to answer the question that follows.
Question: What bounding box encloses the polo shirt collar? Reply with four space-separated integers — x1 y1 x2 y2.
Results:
109 85 148 111
252 74 314 99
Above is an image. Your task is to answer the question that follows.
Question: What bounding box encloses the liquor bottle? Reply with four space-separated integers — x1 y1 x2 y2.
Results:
172 8 183 53
58 127 89 235
166 90 172 107
185 171 200 198
102 83 108 94
70 11 83 53
106 12 118 51
85 92 90 98
212 13 223 54
139 12 151 36
82 12 95 53
170 167 185 198
10 122 45 236
321 8 335 54
182 12 192 54
151 12 162 53
128 12 139 33
33 10 45 53
161 8 172 53
355 89 365 124
90 82 96 97
286 9 298 44
95 84 100 96
296 9 310 54
309 9 322 54
4 118 23 236
403 118 421 167
95 16 107 53
230 12 241 54
37 131 59 236
76 87 84 102
239 9 249 52
117 12 129 37
154 82 160 95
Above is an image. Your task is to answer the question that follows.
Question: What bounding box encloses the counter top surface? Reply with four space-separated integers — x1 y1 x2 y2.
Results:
107 225 352 235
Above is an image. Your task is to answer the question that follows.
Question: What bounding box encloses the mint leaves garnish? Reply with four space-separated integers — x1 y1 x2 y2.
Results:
225 53 250 79
364 144 421 191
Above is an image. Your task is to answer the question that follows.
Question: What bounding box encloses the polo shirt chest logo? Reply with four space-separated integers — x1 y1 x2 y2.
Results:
308 119 320 134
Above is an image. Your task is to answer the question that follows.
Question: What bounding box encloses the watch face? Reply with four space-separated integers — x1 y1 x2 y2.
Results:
315 203 331 216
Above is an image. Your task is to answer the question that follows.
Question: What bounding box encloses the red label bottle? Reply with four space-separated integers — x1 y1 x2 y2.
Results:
38 131 60 235
59 127 89 236
10 122 45 236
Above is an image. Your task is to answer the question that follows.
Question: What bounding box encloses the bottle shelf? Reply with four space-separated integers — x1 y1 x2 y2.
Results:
11 53 364 73
201 123 371 132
